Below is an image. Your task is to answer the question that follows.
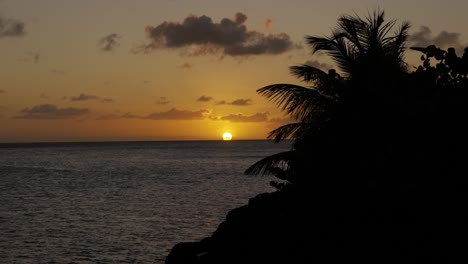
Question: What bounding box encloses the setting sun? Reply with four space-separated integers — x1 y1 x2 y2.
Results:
222 132 233 141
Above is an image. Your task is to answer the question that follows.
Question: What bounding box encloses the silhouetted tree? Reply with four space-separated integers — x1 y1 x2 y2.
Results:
167 11 468 263
246 10 411 190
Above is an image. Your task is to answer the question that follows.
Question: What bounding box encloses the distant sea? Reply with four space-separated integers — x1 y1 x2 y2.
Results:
0 140 291 263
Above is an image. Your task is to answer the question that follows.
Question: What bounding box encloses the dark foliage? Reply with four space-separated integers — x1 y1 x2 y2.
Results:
166 11 468 264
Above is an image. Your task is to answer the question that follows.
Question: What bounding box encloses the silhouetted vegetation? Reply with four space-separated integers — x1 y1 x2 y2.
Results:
167 10 468 263
246 10 412 190
246 11 468 194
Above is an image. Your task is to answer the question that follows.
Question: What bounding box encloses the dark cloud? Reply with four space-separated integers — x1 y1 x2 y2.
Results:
70 93 113 103
121 112 141 119
177 62 193 69
197 95 213 102
15 104 90 119
215 98 252 106
0 89 5 94
214 112 269 122
410 26 466 53
99 33 120 51
304 59 333 71
156 96 170 105
145 108 208 120
0 17 25 37
122 108 209 120
139 12 294 56
230 98 252 106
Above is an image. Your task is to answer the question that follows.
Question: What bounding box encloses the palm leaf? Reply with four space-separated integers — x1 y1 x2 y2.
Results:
257 84 334 120
244 151 297 176
267 122 307 142
306 34 355 77
289 65 328 83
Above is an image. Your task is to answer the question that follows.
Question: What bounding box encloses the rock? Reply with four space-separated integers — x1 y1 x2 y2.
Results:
166 182 468 263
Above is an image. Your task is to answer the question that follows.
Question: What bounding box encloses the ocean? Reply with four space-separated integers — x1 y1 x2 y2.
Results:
0 140 291 263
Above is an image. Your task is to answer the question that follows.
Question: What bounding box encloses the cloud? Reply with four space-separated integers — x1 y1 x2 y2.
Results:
197 95 213 102
177 62 193 69
269 116 294 123
138 12 294 56
230 98 252 106
145 108 208 120
410 26 466 53
99 33 120 51
121 112 141 119
215 98 252 106
14 104 90 119
0 89 5 94
0 17 25 37
122 108 209 120
304 59 333 71
213 112 269 122
156 96 170 105
70 93 113 103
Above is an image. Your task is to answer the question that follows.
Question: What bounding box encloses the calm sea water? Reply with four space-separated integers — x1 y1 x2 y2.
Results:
0 140 291 263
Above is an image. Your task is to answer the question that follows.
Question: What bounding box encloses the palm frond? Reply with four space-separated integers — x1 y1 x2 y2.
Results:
289 65 327 83
388 21 411 62
337 15 366 54
306 34 355 77
267 122 306 142
257 84 334 120
244 151 297 176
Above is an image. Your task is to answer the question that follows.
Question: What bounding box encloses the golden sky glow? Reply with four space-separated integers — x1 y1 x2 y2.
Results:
1 0 467 142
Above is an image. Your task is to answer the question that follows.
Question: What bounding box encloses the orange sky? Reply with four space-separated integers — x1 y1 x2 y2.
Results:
1 0 467 142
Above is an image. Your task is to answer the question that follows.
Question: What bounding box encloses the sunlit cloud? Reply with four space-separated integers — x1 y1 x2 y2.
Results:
99 33 120 51
197 95 213 102
14 104 90 119
155 96 170 105
70 93 113 103
0 16 25 38
410 26 467 53
212 112 269 122
138 12 295 56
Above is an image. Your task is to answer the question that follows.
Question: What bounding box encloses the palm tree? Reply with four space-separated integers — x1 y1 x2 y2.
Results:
245 10 410 190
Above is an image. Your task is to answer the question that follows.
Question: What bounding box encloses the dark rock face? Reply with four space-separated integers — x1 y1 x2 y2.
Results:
166 182 468 264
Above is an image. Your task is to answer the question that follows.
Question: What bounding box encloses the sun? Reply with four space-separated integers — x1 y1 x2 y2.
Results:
222 132 233 141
